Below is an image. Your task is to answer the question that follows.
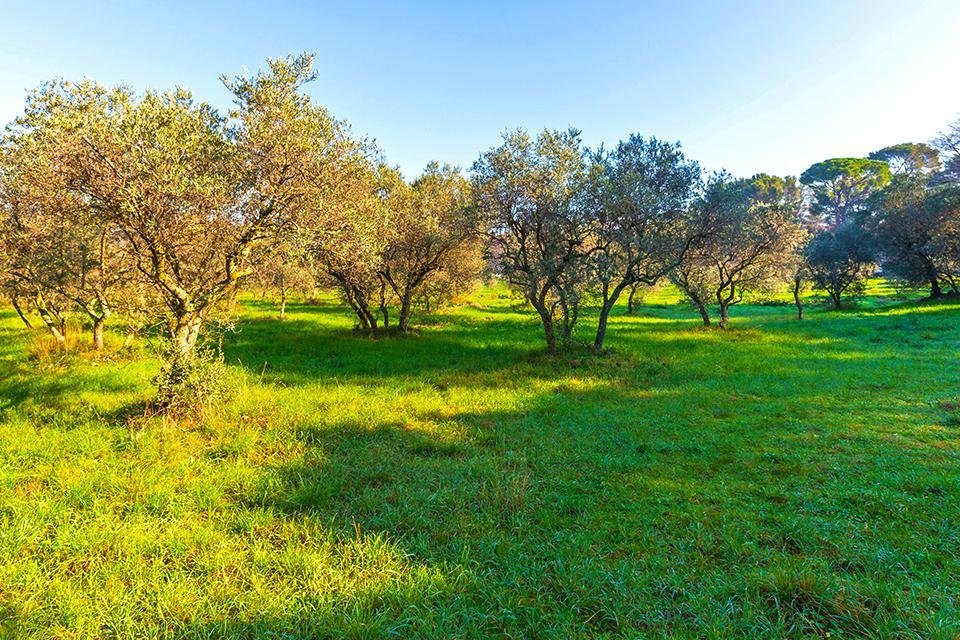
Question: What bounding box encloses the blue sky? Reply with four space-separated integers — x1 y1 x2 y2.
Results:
2 1 958 178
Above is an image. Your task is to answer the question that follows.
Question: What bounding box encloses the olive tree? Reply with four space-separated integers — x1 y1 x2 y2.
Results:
588 135 701 349
379 162 477 332
671 174 808 328
805 223 876 308
869 174 960 297
473 129 593 353
17 54 360 406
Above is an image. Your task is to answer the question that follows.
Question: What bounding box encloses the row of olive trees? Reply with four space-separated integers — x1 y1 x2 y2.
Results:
471 121 960 351
249 161 483 333
472 129 810 350
2 51 958 400
0 54 486 407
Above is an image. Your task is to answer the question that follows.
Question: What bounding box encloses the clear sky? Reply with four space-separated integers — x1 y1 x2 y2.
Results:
2 1 958 179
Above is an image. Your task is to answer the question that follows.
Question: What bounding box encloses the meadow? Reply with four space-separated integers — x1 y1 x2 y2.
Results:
0 284 958 639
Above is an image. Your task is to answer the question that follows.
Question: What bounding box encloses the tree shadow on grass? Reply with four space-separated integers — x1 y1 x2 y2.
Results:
221 300 596 389
207 367 959 638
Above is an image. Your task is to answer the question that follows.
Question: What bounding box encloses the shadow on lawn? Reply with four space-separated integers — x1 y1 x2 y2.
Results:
221 300 595 389
212 372 937 637
3 306 953 635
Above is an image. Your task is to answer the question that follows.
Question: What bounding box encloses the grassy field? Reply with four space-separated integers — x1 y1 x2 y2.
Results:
0 284 958 639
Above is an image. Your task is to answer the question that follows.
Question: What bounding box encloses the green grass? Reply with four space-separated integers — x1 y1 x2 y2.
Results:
1 285 959 638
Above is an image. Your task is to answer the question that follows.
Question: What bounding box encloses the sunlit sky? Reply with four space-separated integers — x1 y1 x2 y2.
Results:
2 0 958 178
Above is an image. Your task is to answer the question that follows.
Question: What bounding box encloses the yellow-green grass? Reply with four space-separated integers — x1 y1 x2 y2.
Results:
0 285 958 638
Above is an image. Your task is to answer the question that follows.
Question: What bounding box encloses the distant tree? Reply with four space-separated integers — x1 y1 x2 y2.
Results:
0 223 71 342
800 158 892 228
414 237 485 312
473 129 593 353
311 162 394 333
671 174 808 328
0 133 138 349
588 135 701 349
253 240 315 319
0 170 69 341
805 223 876 308
379 162 478 332
625 281 662 314
869 143 940 176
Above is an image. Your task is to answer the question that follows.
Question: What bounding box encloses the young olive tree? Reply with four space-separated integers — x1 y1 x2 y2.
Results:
588 136 701 349
252 239 316 319
672 174 808 328
379 162 477 332
473 129 593 354
805 223 876 308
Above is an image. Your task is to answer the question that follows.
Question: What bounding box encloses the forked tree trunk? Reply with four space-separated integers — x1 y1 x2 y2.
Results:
718 303 730 329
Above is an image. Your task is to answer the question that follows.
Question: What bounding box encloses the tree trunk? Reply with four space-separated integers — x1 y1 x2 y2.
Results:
793 276 804 320
398 293 413 333
11 298 32 329
930 277 943 299
92 317 105 351
592 280 630 351
533 303 557 354
279 288 288 319
594 300 615 351
718 303 729 329
696 302 711 327
379 279 390 328
627 284 638 314
156 314 204 407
